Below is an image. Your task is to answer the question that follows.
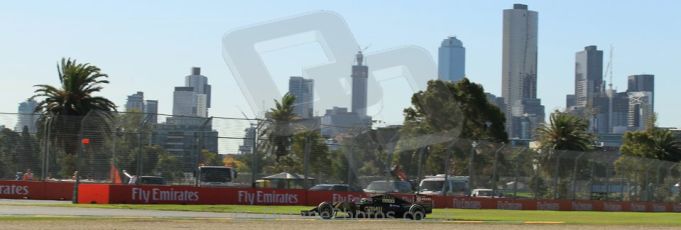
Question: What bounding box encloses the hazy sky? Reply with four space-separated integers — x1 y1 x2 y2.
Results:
2 0 680 132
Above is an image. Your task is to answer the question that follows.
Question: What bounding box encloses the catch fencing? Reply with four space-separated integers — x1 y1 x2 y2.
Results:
0 111 680 203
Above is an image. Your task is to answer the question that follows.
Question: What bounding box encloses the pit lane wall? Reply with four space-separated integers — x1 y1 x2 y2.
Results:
1 181 680 212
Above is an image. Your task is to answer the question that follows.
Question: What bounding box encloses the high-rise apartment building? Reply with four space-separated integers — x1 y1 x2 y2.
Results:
438 36 465 82
288 76 314 119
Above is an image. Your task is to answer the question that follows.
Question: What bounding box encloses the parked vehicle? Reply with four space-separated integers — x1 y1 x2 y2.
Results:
363 180 413 194
470 188 503 198
418 175 469 196
309 184 362 192
138 176 166 185
197 166 238 187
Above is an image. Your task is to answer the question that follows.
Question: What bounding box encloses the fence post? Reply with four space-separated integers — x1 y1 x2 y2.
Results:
491 144 505 197
136 132 143 177
416 147 424 192
571 152 584 200
605 165 611 201
512 149 521 199
655 162 664 201
250 122 258 189
668 164 676 202
553 151 561 200
303 134 311 190
644 166 650 201
347 141 354 186
41 115 52 181
444 144 453 193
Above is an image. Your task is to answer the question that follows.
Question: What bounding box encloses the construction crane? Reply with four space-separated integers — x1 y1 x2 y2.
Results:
605 45 615 133
605 45 614 91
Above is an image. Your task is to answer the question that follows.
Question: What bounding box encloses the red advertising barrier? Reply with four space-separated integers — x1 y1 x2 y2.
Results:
432 196 681 212
3 181 680 213
79 184 310 205
0 180 73 200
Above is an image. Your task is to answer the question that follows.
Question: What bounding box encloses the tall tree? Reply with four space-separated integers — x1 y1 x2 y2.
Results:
259 93 298 160
17 126 40 175
620 125 681 162
0 128 21 178
397 79 508 177
263 131 332 177
31 58 117 177
616 118 681 201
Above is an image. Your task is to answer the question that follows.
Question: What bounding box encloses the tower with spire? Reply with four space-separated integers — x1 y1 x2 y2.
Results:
351 51 368 117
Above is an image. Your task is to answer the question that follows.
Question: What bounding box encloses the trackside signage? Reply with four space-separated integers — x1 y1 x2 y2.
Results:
0 181 672 212
131 187 199 203
0 180 73 200
0 184 29 196
237 190 299 205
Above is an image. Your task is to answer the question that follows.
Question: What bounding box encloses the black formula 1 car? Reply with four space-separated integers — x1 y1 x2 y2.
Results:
301 194 433 220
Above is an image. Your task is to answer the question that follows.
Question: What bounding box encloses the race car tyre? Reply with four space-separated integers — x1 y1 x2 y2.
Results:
318 202 335 220
407 204 426 220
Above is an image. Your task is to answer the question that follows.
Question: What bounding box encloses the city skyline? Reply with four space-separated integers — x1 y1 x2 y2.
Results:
1 1 680 128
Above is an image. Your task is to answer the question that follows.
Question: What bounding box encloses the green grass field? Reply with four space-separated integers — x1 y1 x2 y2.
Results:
5 203 681 226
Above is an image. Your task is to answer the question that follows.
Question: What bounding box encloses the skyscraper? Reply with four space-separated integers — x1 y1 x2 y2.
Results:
628 91 654 131
627 74 654 109
125 91 145 112
625 74 654 131
501 4 544 139
288 76 314 119
438 36 465 82
172 67 211 120
185 67 212 109
575 46 604 107
15 99 38 133
351 51 369 117
627 74 654 93
172 87 207 118
144 100 158 124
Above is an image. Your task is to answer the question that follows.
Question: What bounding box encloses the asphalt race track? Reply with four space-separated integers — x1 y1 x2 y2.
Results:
0 199 305 219
1 199 679 230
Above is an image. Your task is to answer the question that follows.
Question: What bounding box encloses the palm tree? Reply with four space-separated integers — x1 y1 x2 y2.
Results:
534 111 595 199
535 110 595 152
649 128 681 162
31 58 117 158
259 93 298 160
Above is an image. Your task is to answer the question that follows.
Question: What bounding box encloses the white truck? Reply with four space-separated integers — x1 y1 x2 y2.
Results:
418 175 469 196
197 166 238 187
